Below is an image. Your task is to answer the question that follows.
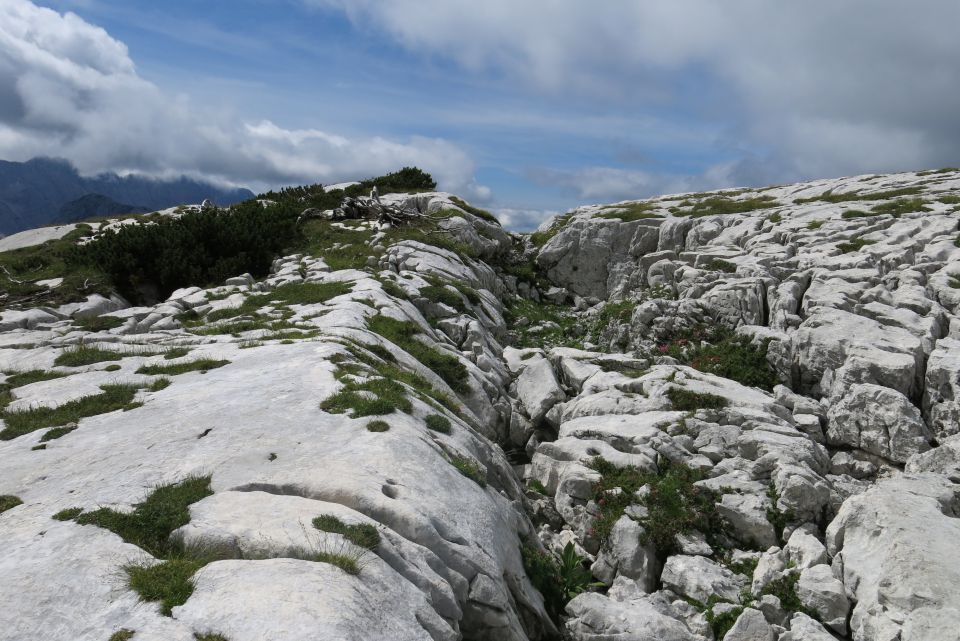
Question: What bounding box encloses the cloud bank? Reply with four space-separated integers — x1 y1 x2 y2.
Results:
310 0 960 184
0 0 485 195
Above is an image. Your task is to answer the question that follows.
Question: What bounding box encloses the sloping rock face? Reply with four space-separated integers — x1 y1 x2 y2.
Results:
2 171 960 641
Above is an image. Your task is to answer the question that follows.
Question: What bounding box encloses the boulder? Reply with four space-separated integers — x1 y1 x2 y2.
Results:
721 608 774 641
796 564 849 635
661 555 747 604
826 383 932 463
564 590 700 641
515 357 565 423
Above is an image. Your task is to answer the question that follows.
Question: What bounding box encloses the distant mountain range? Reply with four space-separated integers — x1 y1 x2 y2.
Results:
0 157 254 235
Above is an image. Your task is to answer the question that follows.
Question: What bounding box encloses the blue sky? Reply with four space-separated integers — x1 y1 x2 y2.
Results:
3 1 960 229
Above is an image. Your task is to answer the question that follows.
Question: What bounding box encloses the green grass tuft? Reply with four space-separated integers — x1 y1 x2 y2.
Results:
109 630 136 641
425 413 452 434
321 377 412 417
3 370 67 387
0 384 141 440
0 495 23 514
148 378 172 392
74 315 125 332
163 347 191 360
595 202 661 222
53 507 83 521
312 514 381 549
54 344 124 367
450 455 487 487
76 476 213 557
367 315 469 393
366 420 390 432
704 258 737 273
838 237 877 253
39 425 76 442
136 359 229 376
127 557 205 616
666 387 729 411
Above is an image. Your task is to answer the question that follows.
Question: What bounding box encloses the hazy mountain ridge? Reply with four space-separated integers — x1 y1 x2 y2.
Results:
0 158 253 234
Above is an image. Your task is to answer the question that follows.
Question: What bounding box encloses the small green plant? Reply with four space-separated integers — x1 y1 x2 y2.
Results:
3 369 67 388
529 213 573 247
40 425 76 442
0 495 23 514
768 213 782 223
312 514 381 549
521 541 597 620
450 455 487 487
870 197 930 217
677 195 779 217
528 479 548 494
666 387 729 411
840 209 876 219
807 220 824 230
794 186 923 204
419 282 466 312
136 359 229 376
379 279 407 299
54 344 124 367
366 420 390 432
109 630 136 641
105 364 122 372
706 604 744 639
194 634 229 641
760 571 812 615
938 195 960 204
765 484 795 543
425 414 452 434
53 507 83 521
449 196 500 224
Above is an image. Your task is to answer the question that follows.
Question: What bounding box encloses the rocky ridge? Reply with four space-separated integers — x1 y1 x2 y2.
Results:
0 169 959 640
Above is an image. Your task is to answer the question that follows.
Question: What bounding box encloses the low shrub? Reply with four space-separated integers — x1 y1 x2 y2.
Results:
595 202 661 222
366 420 390 432
425 413 452 433
838 237 876 253
74 315 125 332
53 507 83 521
705 258 737 273
521 541 595 620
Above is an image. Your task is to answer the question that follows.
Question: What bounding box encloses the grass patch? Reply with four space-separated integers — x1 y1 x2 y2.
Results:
838 237 877 253
676 195 779 217
595 202 661 222
76 476 213 557
246 280 352 308
589 299 636 343
39 425 76 442
3 369 66 388
194 634 229 641
840 209 877 219
505 298 579 349
127 557 206 616
666 386 729 411
366 420 390 432
312 514 380 549
109 630 135 641
164 347 191 360
379 278 407 299
149 378 172 392
530 213 572 247
320 377 412 417
450 455 487 487
705 258 737 273
760 571 812 616
54 344 124 367
768 213 782 223
367 315 469 393
0 384 140 440
53 507 83 521
419 282 466 312
588 457 722 557
870 197 931 217
795 186 923 204
657 327 776 390
765 484 795 544
807 220 824 230
0 495 23 514
450 196 500 224
425 413 452 433
74 315 125 332
938 194 960 205
136 359 229 376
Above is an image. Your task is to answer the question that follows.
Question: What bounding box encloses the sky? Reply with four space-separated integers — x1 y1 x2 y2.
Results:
1 1 959 229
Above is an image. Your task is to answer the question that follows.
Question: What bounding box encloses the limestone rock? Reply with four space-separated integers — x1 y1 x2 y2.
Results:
826 383 932 463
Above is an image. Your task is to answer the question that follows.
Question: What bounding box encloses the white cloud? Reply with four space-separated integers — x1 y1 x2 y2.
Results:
494 207 559 232
0 0 485 194
308 0 960 181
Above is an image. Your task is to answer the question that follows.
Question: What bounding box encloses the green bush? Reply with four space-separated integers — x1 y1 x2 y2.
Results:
657 326 776 390
127 558 203 615
109 629 136 641
53 507 83 521
705 259 737 273
366 420 390 432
